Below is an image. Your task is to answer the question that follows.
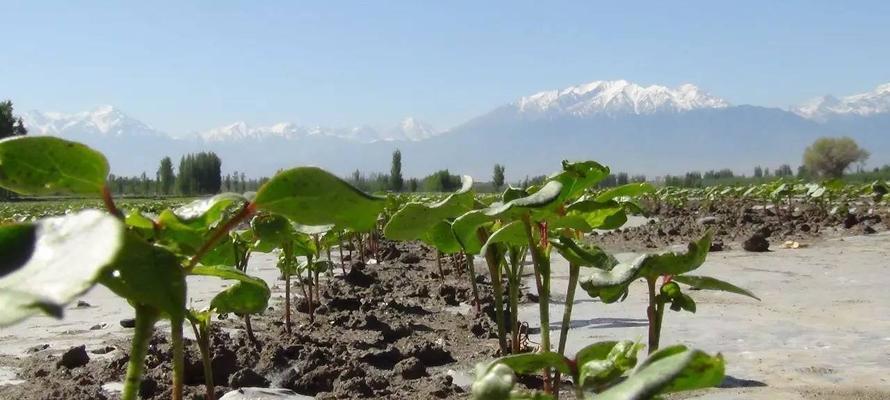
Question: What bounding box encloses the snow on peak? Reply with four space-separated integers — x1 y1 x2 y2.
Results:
514 80 729 117
199 118 437 143
22 105 163 138
199 121 310 141
793 82 890 121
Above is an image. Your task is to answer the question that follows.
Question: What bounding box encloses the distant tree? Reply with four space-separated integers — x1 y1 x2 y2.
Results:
390 149 403 192
775 164 793 177
616 172 629 186
803 137 870 179
753 166 763 178
492 164 506 190
0 100 28 140
239 172 246 192
631 175 647 183
422 170 462 192
408 178 419 192
176 152 222 195
157 157 175 195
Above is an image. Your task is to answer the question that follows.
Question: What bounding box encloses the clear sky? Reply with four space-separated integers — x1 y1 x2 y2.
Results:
2 0 889 134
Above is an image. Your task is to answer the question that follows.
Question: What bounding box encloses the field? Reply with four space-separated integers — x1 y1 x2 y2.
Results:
1 136 889 400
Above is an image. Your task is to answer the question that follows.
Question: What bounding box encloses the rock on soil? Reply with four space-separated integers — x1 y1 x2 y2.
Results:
57 345 89 369
229 368 270 388
743 233 770 252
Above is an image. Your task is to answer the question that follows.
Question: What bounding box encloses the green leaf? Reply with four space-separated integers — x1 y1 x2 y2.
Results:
210 279 270 315
550 237 618 270
420 220 463 254
484 180 564 218
493 352 572 375
551 160 610 203
250 213 295 246
254 166 385 232
384 176 474 240
594 183 656 202
452 210 495 255
580 231 713 303
100 232 187 319
479 221 527 256
577 340 642 391
0 210 125 326
471 363 516 400
0 136 109 195
566 200 627 230
574 341 620 368
672 275 760 301
595 346 724 400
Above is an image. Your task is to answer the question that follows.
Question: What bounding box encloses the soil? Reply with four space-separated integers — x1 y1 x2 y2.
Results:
2 198 889 399
592 198 887 252
0 241 506 400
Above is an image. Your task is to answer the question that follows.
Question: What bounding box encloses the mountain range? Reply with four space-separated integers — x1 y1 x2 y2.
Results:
20 80 890 180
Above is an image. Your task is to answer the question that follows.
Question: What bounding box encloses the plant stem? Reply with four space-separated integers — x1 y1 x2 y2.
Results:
102 185 124 219
478 228 508 354
507 248 523 354
122 306 158 400
557 263 580 355
284 271 292 334
435 250 445 281
244 314 257 345
646 277 663 354
171 317 185 400
190 319 215 400
553 263 580 400
521 216 552 392
466 254 481 312
337 232 346 275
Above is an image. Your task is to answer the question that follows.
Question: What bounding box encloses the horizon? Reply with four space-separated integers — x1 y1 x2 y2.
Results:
3 1 890 134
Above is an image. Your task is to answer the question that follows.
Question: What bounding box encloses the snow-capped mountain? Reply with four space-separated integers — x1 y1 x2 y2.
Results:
794 83 890 121
513 80 729 118
22 105 164 138
199 121 314 142
16 78 890 178
197 118 437 143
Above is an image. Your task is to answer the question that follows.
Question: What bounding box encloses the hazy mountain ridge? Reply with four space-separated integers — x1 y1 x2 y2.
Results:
19 80 890 179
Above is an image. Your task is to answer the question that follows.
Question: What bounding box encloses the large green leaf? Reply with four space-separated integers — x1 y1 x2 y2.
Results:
0 210 125 326
254 167 385 232
0 136 109 195
384 176 474 240
580 231 713 303
672 275 760 301
210 280 270 315
420 220 463 254
566 200 627 230
551 160 610 203
479 221 527 256
250 213 295 246
100 232 187 319
155 193 248 257
595 347 724 400
484 180 564 218
451 210 495 254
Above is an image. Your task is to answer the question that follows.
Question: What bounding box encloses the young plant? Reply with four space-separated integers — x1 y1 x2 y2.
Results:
470 341 724 400
187 267 270 400
580 230 760 354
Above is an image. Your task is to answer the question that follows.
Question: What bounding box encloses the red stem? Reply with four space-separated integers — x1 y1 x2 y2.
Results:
187 202 256 269
102 185 124 220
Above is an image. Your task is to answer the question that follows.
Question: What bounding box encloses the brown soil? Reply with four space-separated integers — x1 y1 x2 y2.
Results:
0 241 507 400
592 199 887 252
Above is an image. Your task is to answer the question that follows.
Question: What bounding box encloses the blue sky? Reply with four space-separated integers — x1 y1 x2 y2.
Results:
2 0 889 134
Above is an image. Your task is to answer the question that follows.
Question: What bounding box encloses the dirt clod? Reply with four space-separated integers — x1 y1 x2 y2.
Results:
57 345 89 369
